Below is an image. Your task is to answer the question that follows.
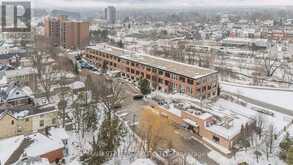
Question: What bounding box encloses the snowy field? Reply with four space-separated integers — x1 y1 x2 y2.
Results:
221 82 293 111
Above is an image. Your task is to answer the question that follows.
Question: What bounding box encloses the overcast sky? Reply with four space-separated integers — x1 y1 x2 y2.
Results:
31 0 293 9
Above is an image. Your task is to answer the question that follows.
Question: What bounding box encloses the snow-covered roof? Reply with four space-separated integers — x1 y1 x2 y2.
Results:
0 135 24 164
0 82 33 102
131 159 156 165
25 133 64 157
164 104 182 117
68 81 85 90
87 44 217 79
183 118 198 127
6 86 31 101
13 110 30 118
5 67 36 79
49 127 69 140
15 157 50 165
206 99 255 140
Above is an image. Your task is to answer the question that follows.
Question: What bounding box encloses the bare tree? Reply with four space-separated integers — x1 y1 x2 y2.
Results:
139 107 174 156
261 51 283 77
256 114 265 140
268 124 275 154
72 90 97 138
97 78 126 113
39 66 56 102
57 72 71 128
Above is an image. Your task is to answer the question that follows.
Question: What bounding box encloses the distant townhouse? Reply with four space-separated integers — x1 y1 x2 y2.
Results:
85 44 219 99
0 67 37 87
221 37 268 49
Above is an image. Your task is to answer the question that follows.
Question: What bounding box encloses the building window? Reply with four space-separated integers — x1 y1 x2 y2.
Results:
25 118 29 122
11 120 14 125
158 70 163 75
165 72 170 78
52 118 56 125
39 120 44 127
212 136 220 143
158 78 163 83
179 76 186 82
165 80 169 85
146 67 151 72
187 79 194 85
146 74 151 79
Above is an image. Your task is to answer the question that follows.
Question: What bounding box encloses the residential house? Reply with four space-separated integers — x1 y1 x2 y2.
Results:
0 106 58 139
0 82 34 109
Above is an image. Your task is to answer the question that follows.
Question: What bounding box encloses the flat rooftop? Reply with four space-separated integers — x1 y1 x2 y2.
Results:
87 44 217 79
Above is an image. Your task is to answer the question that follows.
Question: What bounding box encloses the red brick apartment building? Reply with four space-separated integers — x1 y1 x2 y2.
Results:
85 44 219 99
44 16 89 49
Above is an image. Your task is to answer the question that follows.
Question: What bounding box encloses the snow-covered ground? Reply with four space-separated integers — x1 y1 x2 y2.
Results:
221 82 293 111
208 148 286 165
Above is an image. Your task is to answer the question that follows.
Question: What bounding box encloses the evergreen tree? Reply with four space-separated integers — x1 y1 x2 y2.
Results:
117 40 124 48
217 85 221 96
73 91 97 137
138 78 151 95
74 62 79 75
83 112 127 165
58 99 67 128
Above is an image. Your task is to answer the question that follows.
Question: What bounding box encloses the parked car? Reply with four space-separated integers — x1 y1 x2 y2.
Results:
133 94 143 100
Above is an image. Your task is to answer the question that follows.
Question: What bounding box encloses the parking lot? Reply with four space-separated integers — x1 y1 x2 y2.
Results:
114 96 218 165
76 56 218 165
